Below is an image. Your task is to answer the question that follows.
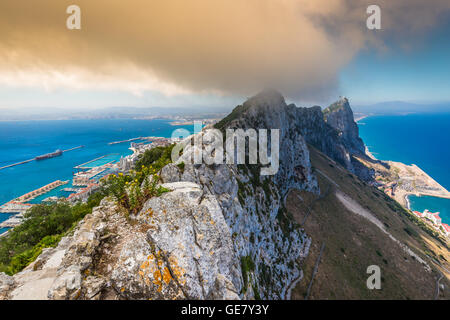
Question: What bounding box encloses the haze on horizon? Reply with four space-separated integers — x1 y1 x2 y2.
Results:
1 0 450 112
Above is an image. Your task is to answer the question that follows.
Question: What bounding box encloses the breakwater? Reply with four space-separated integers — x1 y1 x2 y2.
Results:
0 145 84 171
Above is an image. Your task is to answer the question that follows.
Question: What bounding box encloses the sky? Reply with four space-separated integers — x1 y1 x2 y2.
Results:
0 0 450 111
340 14 450 105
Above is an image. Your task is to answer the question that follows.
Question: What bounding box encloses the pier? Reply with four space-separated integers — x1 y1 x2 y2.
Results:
74 155 108 170
73 162 115 185
0 145 84 171
63 145 84 152
0 158 34 170
108 137 142 145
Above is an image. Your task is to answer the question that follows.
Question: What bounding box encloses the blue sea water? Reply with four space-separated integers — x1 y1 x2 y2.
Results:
0 119 193 228
358 113 450 224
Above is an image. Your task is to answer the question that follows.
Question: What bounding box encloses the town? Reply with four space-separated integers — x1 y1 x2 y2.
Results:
412 209 450 238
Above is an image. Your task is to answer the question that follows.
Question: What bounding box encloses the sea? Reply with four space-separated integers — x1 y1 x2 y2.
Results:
357 113 450 225
0 119 194 230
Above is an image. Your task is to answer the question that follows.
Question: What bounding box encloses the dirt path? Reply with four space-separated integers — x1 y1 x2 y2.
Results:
304 242 325 300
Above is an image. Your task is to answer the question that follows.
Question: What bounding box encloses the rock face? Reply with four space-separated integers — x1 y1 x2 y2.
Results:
2 191 242 300
157 90 317 299
113 182 241 300
323 97 365 155
1 90 373 300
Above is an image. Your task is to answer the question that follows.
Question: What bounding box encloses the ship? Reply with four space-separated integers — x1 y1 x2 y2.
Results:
35 149 63 161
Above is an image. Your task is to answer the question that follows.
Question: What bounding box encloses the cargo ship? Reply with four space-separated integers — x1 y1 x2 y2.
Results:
35 149 63 161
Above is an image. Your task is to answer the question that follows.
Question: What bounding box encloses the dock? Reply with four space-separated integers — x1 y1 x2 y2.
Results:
0 213 24 229
0 201 33 214
62 188 80 192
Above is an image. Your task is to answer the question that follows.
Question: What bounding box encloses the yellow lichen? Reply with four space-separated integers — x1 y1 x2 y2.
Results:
138 250 187 294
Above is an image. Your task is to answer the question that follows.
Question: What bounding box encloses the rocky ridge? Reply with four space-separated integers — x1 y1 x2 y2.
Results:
1 90 376 300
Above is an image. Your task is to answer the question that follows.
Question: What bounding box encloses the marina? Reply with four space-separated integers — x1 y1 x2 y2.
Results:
0 213 24 229
0 202 32 214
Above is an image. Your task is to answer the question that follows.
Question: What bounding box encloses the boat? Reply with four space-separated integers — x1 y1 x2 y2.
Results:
35 149 63 161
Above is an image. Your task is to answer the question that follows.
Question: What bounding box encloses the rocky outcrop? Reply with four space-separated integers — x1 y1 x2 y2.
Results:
323 97 365 155
2 187 243 300
113 182 241 300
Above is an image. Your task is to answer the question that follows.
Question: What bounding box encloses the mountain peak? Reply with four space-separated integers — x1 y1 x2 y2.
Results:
323 97 351 117
244 89 286 108
322 97 365 155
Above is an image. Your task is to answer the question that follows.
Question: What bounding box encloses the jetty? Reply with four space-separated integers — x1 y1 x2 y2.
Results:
74 155 108 170
0 145 84 171
63 145 84 152
108 137 142 145
0 158 34 170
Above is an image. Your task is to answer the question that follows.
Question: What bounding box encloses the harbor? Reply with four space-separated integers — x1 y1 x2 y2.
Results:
0 132 181 235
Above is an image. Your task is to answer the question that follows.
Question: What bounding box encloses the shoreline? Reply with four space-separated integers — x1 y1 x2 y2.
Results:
360 126 450 228
365 145 450 202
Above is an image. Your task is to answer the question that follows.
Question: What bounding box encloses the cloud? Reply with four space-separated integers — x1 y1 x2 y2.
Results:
0 0 449 100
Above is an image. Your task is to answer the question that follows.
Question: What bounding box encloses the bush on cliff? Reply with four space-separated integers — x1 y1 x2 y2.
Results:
102 144 174 215
135 144 175 171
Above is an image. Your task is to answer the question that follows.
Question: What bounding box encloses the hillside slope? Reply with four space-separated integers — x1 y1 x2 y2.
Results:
289 146 449 299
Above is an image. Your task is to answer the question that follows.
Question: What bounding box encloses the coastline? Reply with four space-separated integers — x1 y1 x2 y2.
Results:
354 114 369 122
363 146 450 206
359 115 450 232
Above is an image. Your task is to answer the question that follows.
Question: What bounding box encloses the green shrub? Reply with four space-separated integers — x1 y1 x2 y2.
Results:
0 191 102 275
240 255 256 293
6 234 62 274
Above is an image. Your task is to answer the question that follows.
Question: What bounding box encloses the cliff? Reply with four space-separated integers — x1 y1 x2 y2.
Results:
323 97 365 156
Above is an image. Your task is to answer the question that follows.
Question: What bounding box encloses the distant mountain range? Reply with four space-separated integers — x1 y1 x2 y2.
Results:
353 101 450 115
0 106 230 121
1 100 450 121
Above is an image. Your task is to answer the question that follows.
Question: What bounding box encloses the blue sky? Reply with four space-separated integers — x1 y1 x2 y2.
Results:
340 18 450 105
